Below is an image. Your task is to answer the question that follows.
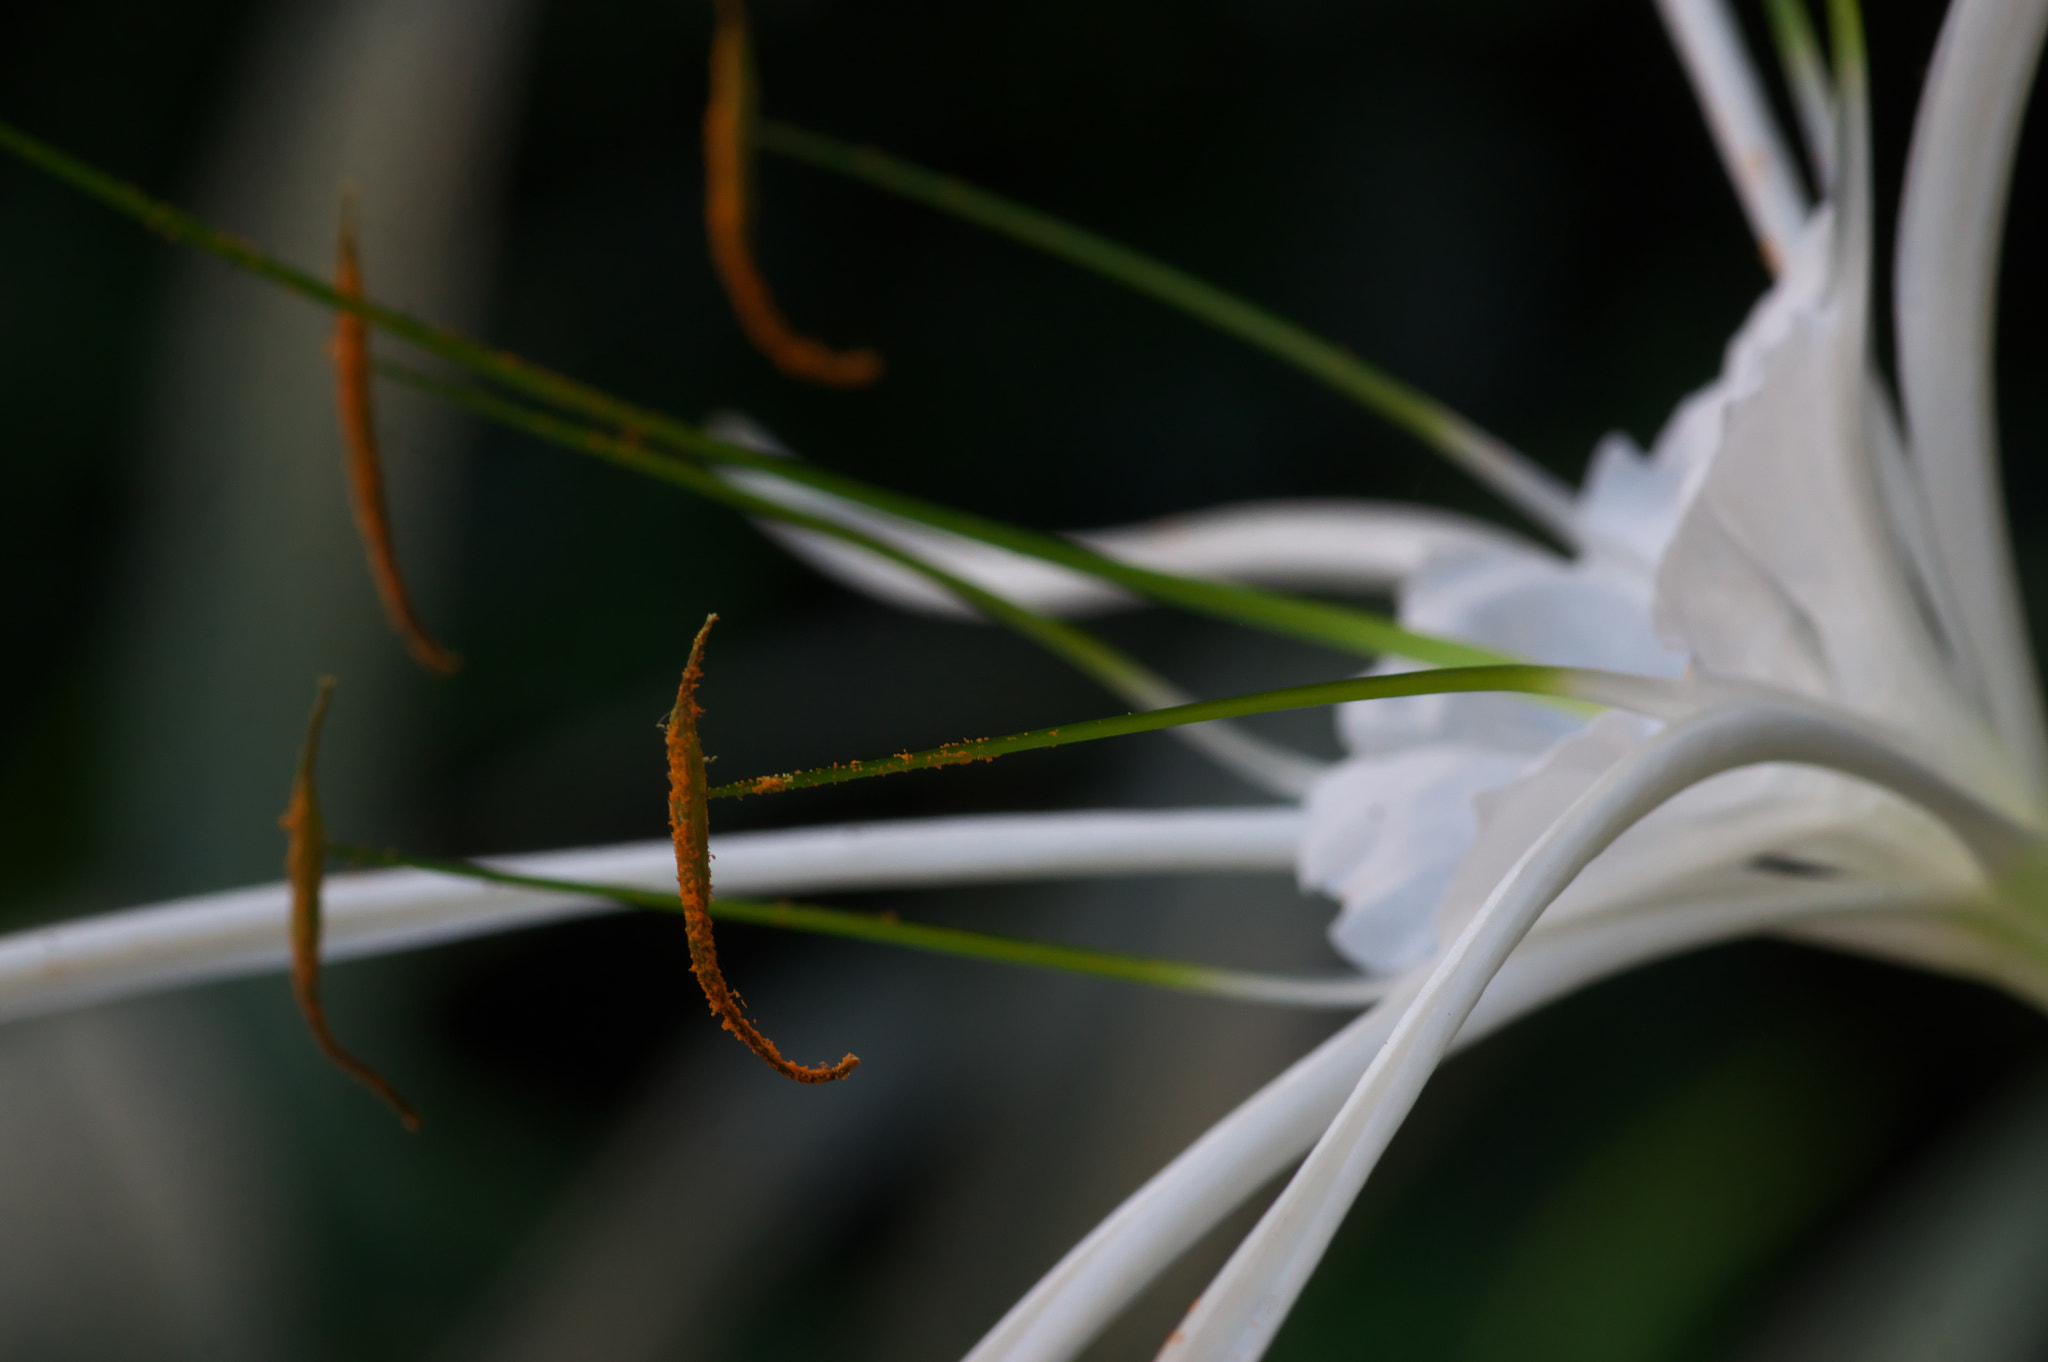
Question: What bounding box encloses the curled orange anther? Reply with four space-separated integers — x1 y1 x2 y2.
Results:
280 678 423 1130
668 616 859 1082
704 0 882 389
331 193 462 676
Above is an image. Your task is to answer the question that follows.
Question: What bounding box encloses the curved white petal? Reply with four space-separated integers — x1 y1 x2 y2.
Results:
1577 430 1694 568
1337 538 1683 751
1895 0 2048 794
1436 710 1986 952
706 414 1332 798
1783 904 2048 1014
0 809 1302 1025
964 868 1945 1362
707 413 1523 620
1654 0 1810 272
1649 92 2016 805
1299 745 1530 972
1312 511 1688 966
1162 699 2033 1362
755 495 1522 622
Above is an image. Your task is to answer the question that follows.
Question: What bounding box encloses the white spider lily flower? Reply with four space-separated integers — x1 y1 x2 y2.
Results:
1152 3 2048 1358
4 1 2046 1359
731 3 2048 1359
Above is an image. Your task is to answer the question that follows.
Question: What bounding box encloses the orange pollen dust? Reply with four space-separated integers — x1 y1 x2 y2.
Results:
667 615 858 1084
703 0 881 389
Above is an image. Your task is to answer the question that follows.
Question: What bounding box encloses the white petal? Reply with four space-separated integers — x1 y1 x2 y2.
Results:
1784 906 2048 1014
1650 186 2010 799
1335 544 1682 757
963 875 1949 1362
710 412 1522 620
1653 0 1810 272
1427 713 1984 960
1895 0 2048 790
1300 745 1528 973
1314 532 1688 970
1428 712 1659 940
0 809 1303 1025
1163 699 2030 1362
1576 431 1691 569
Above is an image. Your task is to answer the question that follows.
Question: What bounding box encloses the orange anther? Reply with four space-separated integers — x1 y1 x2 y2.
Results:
331 195 462 676
668 616 859 1082
280 678 422 1130
704 0 882 388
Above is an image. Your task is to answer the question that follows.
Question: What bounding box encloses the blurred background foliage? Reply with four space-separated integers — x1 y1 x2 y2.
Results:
1 0 2047 1358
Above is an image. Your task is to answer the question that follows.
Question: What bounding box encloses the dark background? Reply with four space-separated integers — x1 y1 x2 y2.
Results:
1 0 2046 1358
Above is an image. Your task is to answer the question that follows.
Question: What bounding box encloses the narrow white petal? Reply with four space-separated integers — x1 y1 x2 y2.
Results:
1864 382 1982 705
0 808 1302 1025
1652 141 2014 803
1300 745 1529 973
1076 503 1529 598
964 870 1940 1362
1333 535 1680 764
1159 701 2032 1362
1784 905 2048 1014
1437 711 1984 951
1577 431 1693 569
706 414 1331 797
1654 0 1811 272
710 411 1522 619
755 498 1523 622
1895 0 2048 796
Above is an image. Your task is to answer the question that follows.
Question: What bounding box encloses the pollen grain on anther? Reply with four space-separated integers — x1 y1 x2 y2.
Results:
330 192 461 677
668 616 859 1084
703 0 882 389
279 677 422 1131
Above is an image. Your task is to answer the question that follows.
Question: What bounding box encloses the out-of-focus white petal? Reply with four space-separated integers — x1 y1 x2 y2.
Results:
707 412 1522 620
1895 0 2048 792
1650 199 2010 800
1785 906 2048 1015
1300 745 1529 972
1653 0 1810 272
964 872 1945 1362
1401 547 1668 671
1577 432 1691 568
1310 509 1688 972
1168 700 2033 1362
1336 540 1684 756
0 809 1304 1025
1434 711 1985 956
1427 713 1659 941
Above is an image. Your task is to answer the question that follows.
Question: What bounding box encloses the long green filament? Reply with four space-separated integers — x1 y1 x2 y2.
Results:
329 844 1367 1006
713 665 1579 799
753 120 1582 549
0 118 1509 670
376 359 1509 670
